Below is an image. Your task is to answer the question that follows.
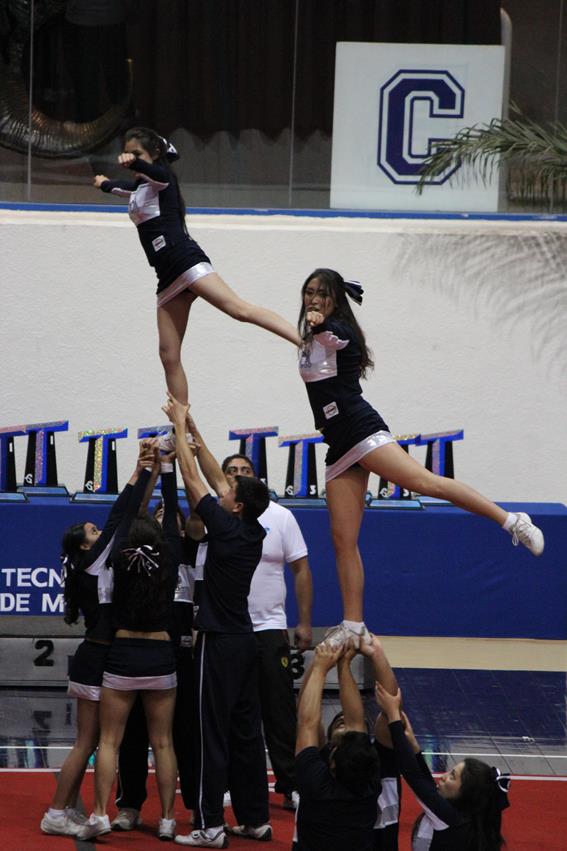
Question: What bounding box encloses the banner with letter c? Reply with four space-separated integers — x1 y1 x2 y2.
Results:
330 42 506 211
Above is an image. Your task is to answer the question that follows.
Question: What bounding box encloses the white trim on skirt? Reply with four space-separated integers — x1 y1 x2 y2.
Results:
156 262 214 307
102 671 177 691
325 430 396 482
67 681 101 701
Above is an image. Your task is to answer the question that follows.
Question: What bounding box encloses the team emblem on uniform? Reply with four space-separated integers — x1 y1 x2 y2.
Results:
281 656 289 669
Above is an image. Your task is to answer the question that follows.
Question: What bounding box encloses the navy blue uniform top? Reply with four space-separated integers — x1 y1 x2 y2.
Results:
161 469 197 643
294 746 380 851
193 494 266 634
388 721 477 851
74 469 151 642
298 318 380 436
100 158 188 267
374 740 402 850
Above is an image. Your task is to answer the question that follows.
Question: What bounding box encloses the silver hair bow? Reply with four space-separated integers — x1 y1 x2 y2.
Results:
60 554 74 583
160 136 180 162
122 545 160 575
342 279 364 305
493 767 511 794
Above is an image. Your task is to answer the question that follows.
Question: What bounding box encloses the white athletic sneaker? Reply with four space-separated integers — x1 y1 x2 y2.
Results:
174 828 228 847
510 512 545 556
322 623 352 650
282 791 300 810
40 811 84 836
65 807 88 825
77 813 111 840
348 623 372 649
226 823 272 841
158 817 176 840
158 430 194 453
111 807 142 830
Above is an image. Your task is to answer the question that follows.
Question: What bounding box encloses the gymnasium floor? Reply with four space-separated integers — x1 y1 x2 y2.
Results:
1 636 566 847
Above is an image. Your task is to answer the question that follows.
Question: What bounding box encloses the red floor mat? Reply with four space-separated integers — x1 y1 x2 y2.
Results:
4 771 567 850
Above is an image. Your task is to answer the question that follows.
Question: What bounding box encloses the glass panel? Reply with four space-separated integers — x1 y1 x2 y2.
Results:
0 1 565 213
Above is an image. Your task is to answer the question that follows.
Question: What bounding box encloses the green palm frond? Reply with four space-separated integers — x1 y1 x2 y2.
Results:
417 111 567 206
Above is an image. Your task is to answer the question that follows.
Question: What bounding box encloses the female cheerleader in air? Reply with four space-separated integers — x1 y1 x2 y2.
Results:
40 440 155 837
94 127 301 404
375 682 510 851
297 268 545 648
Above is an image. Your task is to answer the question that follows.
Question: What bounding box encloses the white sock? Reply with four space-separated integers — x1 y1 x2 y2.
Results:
342 619 365 634
48 808 65 819
204 826 224 838
502 512 518 532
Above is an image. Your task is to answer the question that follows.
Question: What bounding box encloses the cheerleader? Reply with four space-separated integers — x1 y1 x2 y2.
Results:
375 683 510 851
112 454 198 830
78 505 179 841
40 441 155 837
297 268 545 648
94 127 301 404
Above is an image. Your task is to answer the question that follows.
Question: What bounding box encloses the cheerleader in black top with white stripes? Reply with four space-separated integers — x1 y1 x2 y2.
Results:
298 268 545 650
40 440 155 838
113 455 199 826
79 469 179 842
375 683 510 851
94 127 300 405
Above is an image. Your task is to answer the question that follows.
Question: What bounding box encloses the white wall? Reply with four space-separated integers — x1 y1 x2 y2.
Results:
2 209 566 503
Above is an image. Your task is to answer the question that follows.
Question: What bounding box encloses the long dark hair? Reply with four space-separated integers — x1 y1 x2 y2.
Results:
111 516 169 630
298 268 374 378
61 522 88 625
413 757 507 851
124 126 188 234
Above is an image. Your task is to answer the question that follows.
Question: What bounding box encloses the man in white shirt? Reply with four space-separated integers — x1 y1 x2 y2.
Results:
221 454 313 810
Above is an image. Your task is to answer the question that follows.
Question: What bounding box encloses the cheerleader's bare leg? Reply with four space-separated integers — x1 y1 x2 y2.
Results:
157 290 195 405
360 442 507 522
50 697 99 810
359 442 543 554
93 688 137 816
325 466 370 624
191 272 302 346
142 689 177 820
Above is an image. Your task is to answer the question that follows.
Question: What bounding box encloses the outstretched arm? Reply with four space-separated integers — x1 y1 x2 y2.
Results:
162 394 209 509
360 634 400 746
186 412 230 497
337 645 366 732
296 643 343 754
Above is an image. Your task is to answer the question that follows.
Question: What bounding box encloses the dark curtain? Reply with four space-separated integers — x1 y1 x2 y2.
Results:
31 0 502 137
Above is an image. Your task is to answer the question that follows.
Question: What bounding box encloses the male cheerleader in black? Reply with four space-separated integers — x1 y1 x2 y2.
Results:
162 392 271 848
293 642 380 851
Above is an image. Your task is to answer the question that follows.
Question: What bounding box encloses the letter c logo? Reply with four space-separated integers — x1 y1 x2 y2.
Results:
378 69 465 185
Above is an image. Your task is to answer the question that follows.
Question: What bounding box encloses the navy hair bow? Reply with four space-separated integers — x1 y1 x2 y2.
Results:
342 279 364 305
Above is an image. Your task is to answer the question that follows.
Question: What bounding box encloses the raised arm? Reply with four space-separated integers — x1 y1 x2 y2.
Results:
186 412 230 497
296 643 343 754
337 645 366 732
162 394 209 509
138 451 161 517
85 440 155 564
360 634 400 746
375 684 459 824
